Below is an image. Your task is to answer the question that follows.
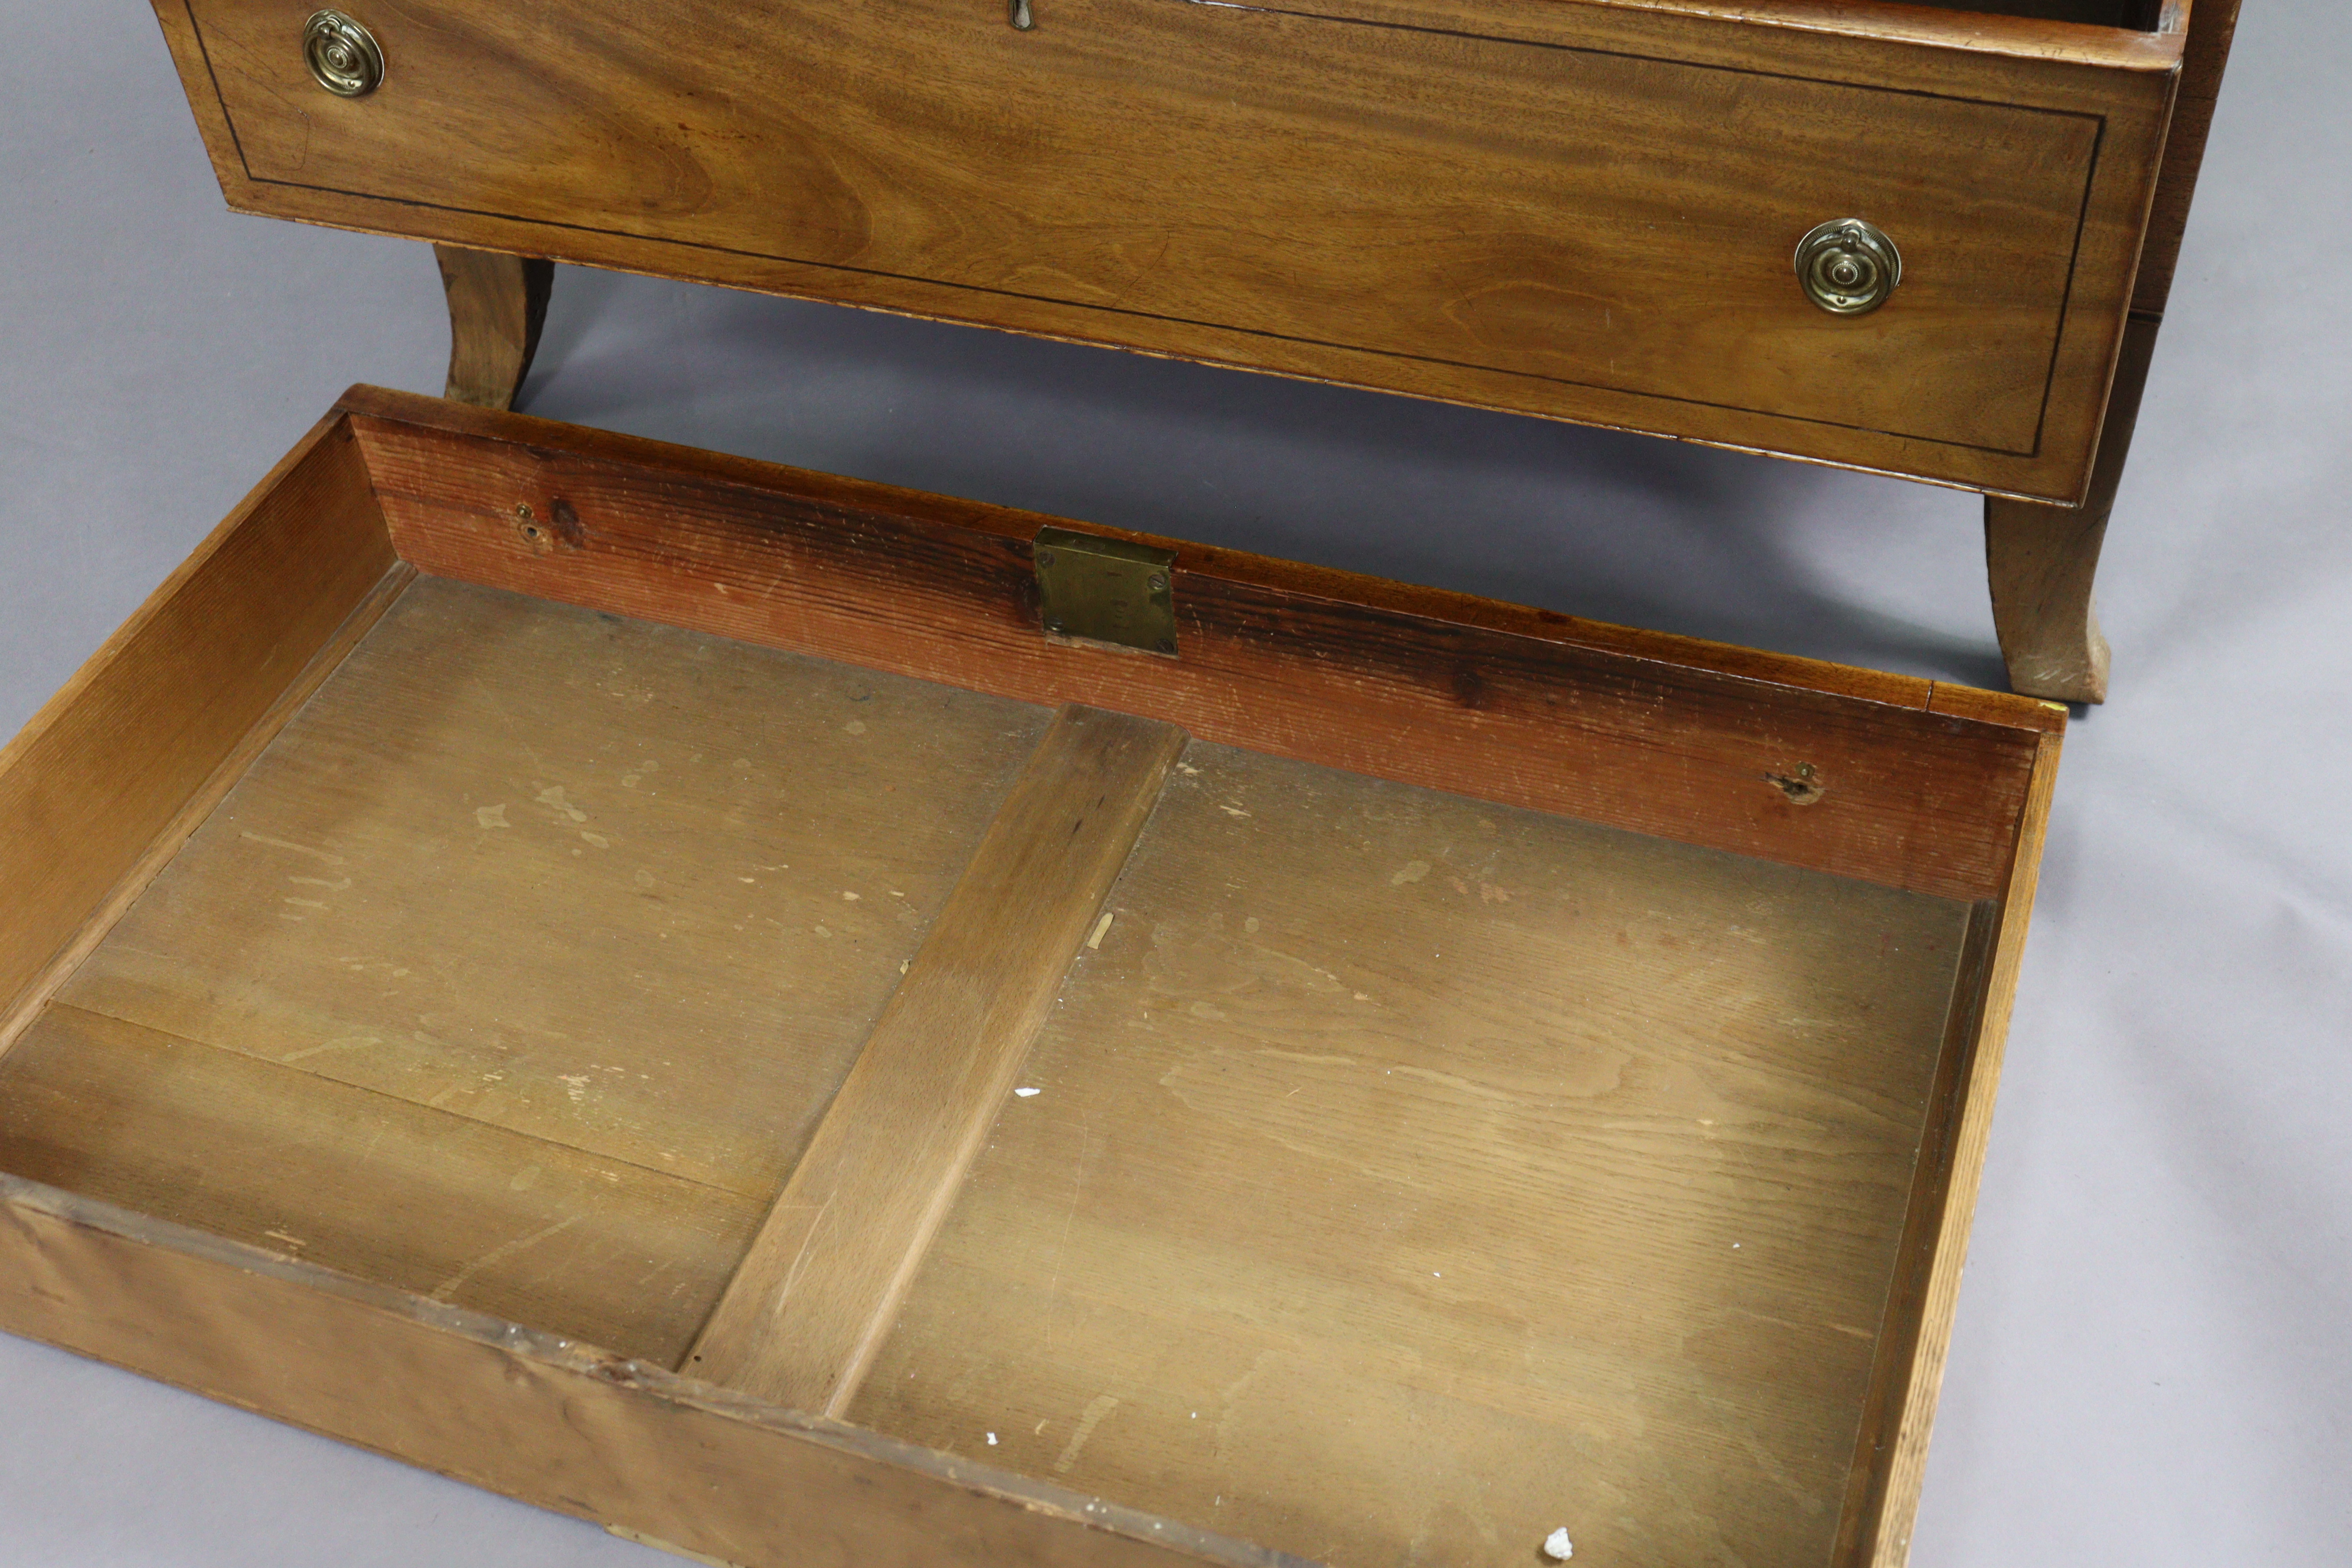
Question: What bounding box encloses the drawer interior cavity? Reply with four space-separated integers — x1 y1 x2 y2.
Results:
1 574 1981 1567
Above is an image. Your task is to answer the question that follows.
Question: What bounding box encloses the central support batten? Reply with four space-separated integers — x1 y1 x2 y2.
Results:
682 704 1187 1415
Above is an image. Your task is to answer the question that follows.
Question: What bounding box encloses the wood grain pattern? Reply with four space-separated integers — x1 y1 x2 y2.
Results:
0 1175 1298 1568
2132 0 2242 316
435 244 554 410
156 0 2177 499
688 705 1187 1415
1855 729 2063 1567
0 390 2070 1568
1830 899 1998 1567
1974 0 2237 703
852 739 1978 1568
341 385 2002 718
1984 311 2160 702
58 577 1051 1201
0 1004 760 1364
0 413 393 1038
344 393 2053 903
0 562 414 1061
1301 0 2183 72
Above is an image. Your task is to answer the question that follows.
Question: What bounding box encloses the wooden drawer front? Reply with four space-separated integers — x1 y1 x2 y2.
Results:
175 1 2174 496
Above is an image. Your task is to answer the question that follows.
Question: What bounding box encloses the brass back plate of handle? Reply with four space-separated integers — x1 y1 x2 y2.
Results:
304 10 384 97
1796 219 1901 315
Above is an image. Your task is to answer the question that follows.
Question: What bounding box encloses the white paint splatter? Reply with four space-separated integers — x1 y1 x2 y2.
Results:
1015 1087 1042 1099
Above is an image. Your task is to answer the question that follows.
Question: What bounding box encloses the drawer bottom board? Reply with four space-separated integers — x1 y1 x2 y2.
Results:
4 574 1974 1567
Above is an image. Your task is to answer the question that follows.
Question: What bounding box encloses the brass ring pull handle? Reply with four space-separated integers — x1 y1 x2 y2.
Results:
304 10 384 97
1795 219 1901 316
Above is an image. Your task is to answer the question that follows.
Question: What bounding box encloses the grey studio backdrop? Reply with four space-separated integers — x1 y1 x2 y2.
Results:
1 3 2345 1565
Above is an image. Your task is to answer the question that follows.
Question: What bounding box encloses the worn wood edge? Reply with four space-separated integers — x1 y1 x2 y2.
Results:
686 707 1189 1415
2005 50 2178 515
0 411 394 1031
0 407 348 782
0 563 418 1066
1335 0 2188 70
335 386 2064 736
1828 896 2001 1567
606 1523 751 1567
2131 0 2241 315
1924 683 2067 733
0 1172 1304 1568
1986 311 2164 703
146 1 249 204
435 245 557 410
1857 728 2066 1567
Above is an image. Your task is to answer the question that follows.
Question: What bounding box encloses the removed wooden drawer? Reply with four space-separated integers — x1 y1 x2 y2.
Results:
0 389 2062 1568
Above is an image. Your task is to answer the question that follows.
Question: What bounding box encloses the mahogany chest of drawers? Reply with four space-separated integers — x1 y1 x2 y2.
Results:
153 0 2240 700
0 4 2245 1565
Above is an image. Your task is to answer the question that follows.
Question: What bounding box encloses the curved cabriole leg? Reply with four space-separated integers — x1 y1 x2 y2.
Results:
1985 313 2160 705
1985 495 2115 704
433 244 556 410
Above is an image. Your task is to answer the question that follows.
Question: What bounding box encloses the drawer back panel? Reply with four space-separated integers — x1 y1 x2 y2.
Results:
172 0 2176 496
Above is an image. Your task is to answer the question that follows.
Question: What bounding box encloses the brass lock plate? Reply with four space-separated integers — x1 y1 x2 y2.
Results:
1034 527 1178 656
